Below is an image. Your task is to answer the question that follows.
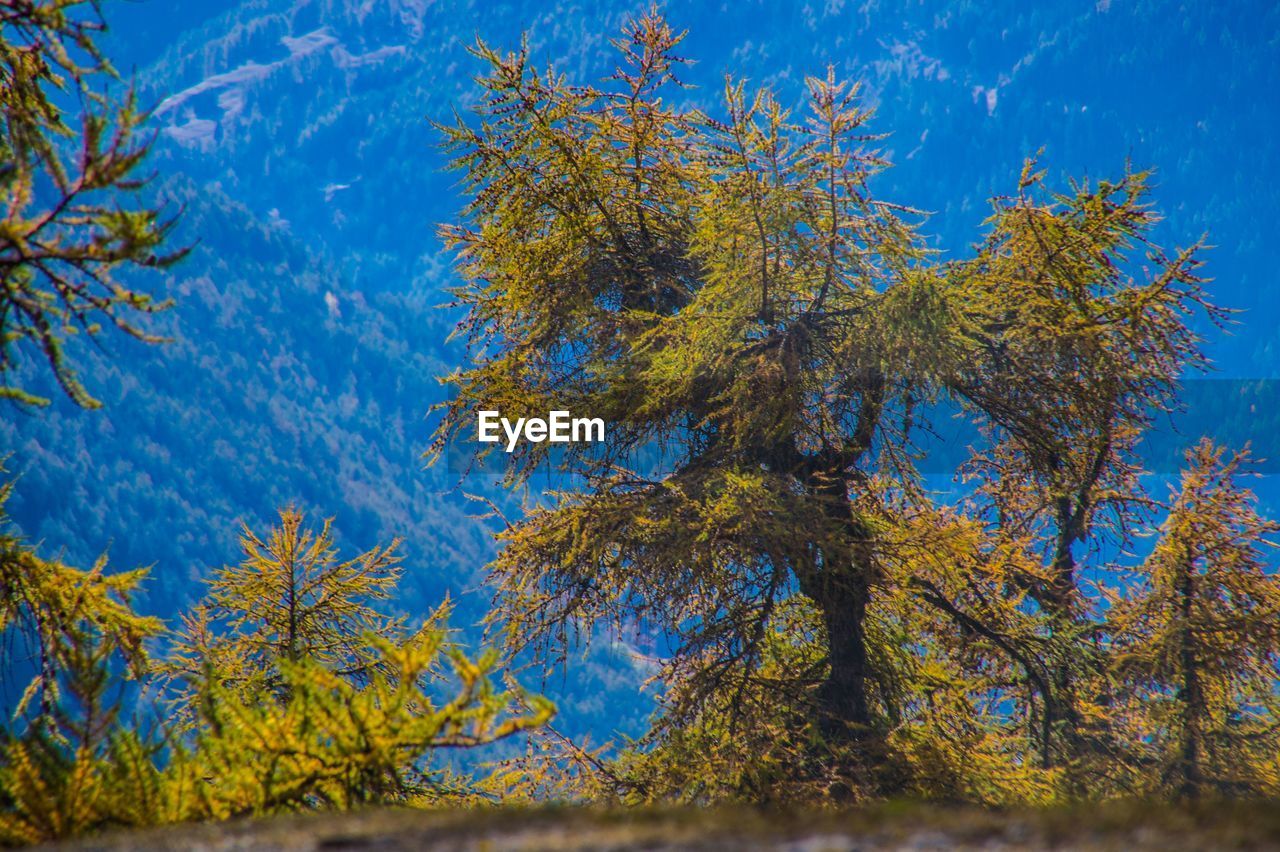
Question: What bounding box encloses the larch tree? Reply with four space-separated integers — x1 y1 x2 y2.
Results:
941 161 1222 781
0 475 165 845
0 0 186 408
0 507 556 842
1111 441 1280 799
0 476 158 725
160 508 555 816
432 11 1224 796
165 507 413 706
0 4 184 829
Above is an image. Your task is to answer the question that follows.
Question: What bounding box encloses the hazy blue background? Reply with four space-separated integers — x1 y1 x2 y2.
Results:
3 0 1277 740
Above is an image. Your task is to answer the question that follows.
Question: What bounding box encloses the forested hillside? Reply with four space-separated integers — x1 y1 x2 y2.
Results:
0 178 477 614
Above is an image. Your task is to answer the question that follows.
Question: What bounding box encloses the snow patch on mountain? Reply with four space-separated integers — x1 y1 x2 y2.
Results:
335 44 406 67
156 61 276 115
163 116 218 150
155 24 407 148
281 28 340 59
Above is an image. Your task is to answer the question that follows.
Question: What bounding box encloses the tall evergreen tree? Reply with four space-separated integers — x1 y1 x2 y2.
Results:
432 10 1222 795
947 161 1222 778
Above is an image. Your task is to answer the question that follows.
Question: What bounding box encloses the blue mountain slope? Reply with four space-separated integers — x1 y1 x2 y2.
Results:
108 0 1280 363
3 0 1278 741
0 179 485 607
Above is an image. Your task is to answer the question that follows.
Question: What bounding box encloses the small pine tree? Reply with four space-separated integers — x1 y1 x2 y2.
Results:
165 507 410 708
0 631 165 845
0 478 159 726
1112 440 1280 799
171 634 553 818
0 479 165 845
163 508 554 816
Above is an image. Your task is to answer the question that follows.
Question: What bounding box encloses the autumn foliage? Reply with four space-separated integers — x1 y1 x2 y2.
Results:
432 9 1277 804
2 4 1280 847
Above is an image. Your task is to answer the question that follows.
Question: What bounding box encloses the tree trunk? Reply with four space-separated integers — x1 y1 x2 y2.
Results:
1176 559 1203 800
816 573 873 739
1036 494 1085 775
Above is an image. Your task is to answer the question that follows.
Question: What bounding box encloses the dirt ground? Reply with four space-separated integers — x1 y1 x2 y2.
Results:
42 801 1280 851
